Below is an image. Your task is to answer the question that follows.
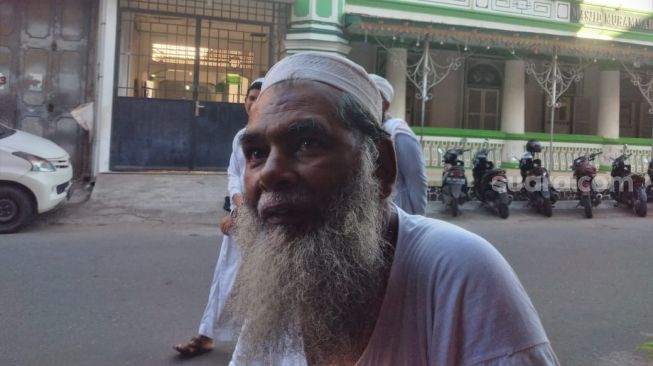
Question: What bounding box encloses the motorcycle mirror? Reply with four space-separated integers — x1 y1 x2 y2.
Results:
437 147 444 154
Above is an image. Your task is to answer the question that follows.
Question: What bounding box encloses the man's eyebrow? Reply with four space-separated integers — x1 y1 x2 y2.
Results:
239 132 260 145
287 119 329 135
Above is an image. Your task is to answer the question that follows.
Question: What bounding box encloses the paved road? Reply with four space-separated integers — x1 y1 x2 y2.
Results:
2 202 653 365
429 204 653 366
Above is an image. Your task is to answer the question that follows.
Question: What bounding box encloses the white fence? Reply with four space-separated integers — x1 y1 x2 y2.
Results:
420 135 651 173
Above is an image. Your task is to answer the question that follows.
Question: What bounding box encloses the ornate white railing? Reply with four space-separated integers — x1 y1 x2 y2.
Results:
420 135 651 173
421 137 504 168
539 144 602 172
620 146 651 174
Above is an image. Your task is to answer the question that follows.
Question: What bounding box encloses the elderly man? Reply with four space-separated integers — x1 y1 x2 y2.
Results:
370 74 428 215
228 53 559 365
174 78 263 357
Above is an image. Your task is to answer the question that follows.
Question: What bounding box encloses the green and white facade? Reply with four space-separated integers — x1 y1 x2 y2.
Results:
283 0 653 173
5 0 652 176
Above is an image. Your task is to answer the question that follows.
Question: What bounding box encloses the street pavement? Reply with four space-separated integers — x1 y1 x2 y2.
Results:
2 174 653 365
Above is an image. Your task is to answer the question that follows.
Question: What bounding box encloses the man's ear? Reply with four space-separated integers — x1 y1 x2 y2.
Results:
375 136 397 199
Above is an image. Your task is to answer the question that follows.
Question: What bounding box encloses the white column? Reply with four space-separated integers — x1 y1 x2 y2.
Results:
500 60 526 164
597 69 620 139
501 60 525 134
386 48 407 121
92 0 118 174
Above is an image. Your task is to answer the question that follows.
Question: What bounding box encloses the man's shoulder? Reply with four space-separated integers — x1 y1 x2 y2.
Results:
399 212 491 253
384 118 417 140
396 211 508 277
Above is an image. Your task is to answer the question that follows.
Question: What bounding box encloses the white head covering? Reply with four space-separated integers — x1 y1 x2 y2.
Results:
260 52 383 125
369 74 394 103
250 77 265 87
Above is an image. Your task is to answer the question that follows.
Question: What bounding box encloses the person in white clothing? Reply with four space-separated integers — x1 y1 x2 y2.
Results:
370 74 428 215
174 78 263 357
228 52 558 365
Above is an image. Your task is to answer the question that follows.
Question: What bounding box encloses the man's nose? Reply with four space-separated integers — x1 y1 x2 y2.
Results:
258 149 296 192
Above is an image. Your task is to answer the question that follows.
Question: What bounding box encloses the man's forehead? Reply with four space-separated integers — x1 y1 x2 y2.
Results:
249 81 341 124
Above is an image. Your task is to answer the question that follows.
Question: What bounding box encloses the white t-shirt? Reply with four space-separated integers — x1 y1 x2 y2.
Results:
230 207 559 366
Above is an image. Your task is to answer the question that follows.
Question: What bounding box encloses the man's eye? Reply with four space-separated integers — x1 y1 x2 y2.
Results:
299 138 320 150
245 147 267 162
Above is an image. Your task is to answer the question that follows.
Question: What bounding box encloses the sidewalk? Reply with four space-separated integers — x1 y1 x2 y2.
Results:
49 172 228 226
43 171 628 227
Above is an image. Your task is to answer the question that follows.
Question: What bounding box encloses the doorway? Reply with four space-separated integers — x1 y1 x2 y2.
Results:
110 3 284 170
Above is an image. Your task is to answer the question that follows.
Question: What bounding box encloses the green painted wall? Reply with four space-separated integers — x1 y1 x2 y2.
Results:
295 0 310 17
316 0 333 18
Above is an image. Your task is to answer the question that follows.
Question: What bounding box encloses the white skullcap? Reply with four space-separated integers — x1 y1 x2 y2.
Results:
260 52 382 124
250 77 265 87
369 74 394 103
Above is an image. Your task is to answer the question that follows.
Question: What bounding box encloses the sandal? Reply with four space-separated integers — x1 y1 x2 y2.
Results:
174 335 214 357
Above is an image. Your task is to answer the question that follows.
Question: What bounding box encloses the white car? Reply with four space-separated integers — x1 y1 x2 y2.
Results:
0 124 73 233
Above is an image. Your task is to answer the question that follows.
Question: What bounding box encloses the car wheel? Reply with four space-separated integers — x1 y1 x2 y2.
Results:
0 186 35 234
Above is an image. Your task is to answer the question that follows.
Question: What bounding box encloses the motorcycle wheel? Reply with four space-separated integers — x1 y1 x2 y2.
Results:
498 202 509 219
582 195 593 219
451 199 459 217
636 190 648 217
542 198 553 217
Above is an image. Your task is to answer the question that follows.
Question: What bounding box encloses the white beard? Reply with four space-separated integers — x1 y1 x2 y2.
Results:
229 143 390 364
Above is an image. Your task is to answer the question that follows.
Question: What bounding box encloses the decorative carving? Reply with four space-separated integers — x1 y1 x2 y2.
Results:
414 0 570 21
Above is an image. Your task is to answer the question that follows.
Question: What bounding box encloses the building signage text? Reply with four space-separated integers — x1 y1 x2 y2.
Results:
571 4 653 33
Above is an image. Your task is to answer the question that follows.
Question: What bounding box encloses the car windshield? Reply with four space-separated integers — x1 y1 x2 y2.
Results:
0 123 16 139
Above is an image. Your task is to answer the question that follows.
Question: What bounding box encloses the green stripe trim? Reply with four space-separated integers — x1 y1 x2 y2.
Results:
599 164 613 172
287 27 348 38
411 126 653 146
604 137 653 146
345 0 653 43
290 19 343 28
500 162 520 169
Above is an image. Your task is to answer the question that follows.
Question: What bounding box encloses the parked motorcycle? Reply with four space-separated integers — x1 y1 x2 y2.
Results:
471 144 511 219
438 146 470 217
518 140 557 217
571 151 602 218
610 151 647 217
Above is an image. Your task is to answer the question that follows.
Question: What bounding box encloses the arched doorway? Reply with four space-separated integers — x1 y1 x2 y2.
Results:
465 62 502 130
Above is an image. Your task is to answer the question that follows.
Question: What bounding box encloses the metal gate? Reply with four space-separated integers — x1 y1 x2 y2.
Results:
111 0 289 171
0 0 93 175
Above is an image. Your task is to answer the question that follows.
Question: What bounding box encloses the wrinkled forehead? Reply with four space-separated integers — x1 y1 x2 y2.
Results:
249 80 343 128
